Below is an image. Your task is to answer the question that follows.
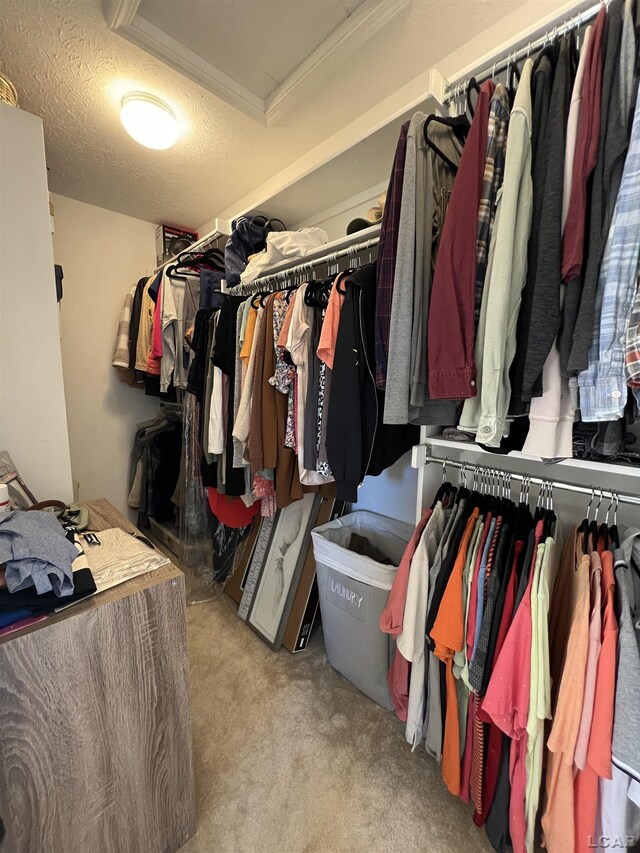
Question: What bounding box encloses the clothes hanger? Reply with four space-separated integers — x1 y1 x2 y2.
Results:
598 490 612 550
466 77 480 118
507 54 521 106
608 492 621 550
423 113 469 172
169 246 224 277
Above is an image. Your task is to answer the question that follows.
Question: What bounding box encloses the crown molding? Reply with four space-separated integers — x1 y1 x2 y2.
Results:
111 14 266 124
264 0 411 126
105 0 410 125
102 0 140 31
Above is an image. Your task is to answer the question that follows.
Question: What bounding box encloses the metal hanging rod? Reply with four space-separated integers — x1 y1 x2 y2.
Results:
153 229 226 274
424 452 640 507
443 1 601 104
232 236 380 295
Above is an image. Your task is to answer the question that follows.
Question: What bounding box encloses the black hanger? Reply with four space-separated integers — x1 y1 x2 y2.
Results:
304 276 334 308
170 246 225 277
508 60 521 107
423 114 469 172
251 291 269 309
467 77 481 118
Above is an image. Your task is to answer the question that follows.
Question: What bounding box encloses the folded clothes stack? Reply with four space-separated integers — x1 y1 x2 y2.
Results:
0 510 97 631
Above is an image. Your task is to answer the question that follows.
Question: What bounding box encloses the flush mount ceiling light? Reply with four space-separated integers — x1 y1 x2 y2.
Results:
120 92 179 150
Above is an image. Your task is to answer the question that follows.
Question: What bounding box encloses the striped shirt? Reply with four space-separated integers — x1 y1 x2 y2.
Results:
578 84 640 421
112 284 137 369
475 85 510 330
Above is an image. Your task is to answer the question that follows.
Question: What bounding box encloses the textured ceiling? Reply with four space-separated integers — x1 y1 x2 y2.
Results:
1 0 535 228
139 0 365 100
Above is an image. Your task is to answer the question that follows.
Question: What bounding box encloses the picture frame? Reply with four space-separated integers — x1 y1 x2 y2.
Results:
247 492 321 650
281 497 348 653
224 515 261 606
237 514 277 621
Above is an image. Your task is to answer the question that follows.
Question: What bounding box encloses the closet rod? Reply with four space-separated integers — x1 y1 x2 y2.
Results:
233 236 380 294
443 1 600 104
153 229 225 273
422 451 640 507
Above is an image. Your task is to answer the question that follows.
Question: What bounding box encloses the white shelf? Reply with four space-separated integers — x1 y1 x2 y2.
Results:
218 69 445 229
241 223 381 284
422 436 640 485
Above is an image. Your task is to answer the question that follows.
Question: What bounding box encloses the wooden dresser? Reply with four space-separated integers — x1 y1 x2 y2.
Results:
0 499 196 853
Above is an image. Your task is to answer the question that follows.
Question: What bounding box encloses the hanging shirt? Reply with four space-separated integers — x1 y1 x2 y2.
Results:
474 84 510 331
375 121 409 389
380 505 434 637
160 271 200 392
574 548 618 853
578 81 640 421
568 0 631 376
431 507 480 795
409 121 462 420
316 273 347 369
541 535 590 853
523 29 592 460
233 307 264 448
562 12 605 283
397 503 445 749
384 114 461 426
427 80 495 400
288 284 334 487
524 535 558 853
598 541 640 849
147 277 164 376
135 274 158 372
481 523 544 853
460 59 534 446
516 35 573 403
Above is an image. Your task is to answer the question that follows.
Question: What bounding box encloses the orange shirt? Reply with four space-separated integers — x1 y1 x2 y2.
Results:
277 293 296 350
574 549 619 853
317 274 347 369
431 507 480 796
240 306 258 362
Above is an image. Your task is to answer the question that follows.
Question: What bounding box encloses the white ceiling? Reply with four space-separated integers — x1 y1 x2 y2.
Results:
0 0 554 228
138 0 365 100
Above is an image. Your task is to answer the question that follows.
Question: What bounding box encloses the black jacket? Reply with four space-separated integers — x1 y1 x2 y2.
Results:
326 264 418 501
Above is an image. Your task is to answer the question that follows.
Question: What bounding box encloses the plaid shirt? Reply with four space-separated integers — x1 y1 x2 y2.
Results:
375 121 409 389
474 85 510 330
624 270 640 396
578 85 640 421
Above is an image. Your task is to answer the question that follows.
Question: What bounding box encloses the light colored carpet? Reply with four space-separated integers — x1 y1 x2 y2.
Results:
180 591 493 853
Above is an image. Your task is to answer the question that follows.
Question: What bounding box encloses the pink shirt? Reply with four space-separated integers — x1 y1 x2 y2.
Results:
574 550 602 770
387 646 410 722
481 521 544 853
146 279 163 376
317 273 347 369
379 507 432 637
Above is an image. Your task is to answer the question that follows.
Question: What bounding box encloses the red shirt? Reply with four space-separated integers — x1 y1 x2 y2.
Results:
561 7 606 281
428 80 495 400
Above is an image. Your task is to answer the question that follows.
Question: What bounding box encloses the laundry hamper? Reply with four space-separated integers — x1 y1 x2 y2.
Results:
311 511 413 710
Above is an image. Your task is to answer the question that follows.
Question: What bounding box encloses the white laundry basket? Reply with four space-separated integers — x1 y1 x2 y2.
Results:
311 511 413 710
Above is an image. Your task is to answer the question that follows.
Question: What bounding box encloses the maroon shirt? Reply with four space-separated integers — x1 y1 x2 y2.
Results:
561 7 606 282
427 81 495 400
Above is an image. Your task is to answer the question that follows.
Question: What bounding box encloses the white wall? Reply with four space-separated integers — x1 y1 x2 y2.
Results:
0 104 73 502
352 451 419 525
51 194 159 514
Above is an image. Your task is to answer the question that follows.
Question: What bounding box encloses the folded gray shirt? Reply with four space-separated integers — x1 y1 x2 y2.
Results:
0 511 77 596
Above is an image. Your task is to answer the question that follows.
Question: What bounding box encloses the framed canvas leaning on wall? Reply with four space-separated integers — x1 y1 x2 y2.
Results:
247 493 321 651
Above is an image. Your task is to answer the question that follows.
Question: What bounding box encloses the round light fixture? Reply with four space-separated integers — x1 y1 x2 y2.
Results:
120 92 179 150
